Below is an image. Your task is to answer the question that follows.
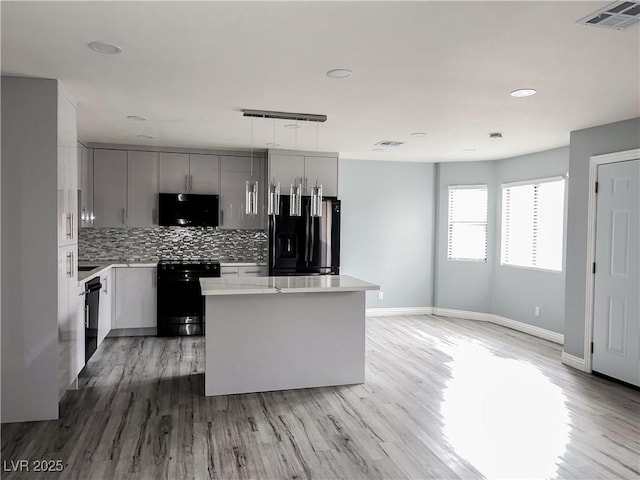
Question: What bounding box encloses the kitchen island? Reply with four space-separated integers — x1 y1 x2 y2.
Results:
200 275 379 396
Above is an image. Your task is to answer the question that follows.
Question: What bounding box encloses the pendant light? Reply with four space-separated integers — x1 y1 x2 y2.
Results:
267 118 281 216
268 178 280 216
289 120 302 216
290 180 302 216
245 118 258 215
310 122 324 217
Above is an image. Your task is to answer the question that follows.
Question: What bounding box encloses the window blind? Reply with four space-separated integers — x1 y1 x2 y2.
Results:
501 177 565 271
447 185 488 261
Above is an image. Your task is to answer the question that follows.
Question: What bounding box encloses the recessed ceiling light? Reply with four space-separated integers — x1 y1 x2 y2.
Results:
137 134 154 139
127 115 146 121
266 142 280 147
326 69 352 79
88 41 122 55
463 149 476 153
372 148 384 152
284 124 300 129
510 88 536 98
411 132 427 137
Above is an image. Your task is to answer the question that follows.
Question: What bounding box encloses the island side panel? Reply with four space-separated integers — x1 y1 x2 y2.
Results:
205 291 365 396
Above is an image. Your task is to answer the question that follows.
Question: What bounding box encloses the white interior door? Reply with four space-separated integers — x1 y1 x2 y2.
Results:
593 159 640 386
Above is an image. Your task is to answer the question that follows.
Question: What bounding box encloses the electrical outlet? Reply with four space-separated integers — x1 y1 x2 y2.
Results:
534 306 540 317
378 291 384 301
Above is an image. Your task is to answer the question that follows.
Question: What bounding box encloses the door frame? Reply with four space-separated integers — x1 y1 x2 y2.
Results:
583 148 640 373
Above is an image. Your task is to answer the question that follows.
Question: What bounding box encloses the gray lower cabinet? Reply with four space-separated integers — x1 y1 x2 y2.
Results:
114 267 157 331
97 268 113 346
220 265 268 277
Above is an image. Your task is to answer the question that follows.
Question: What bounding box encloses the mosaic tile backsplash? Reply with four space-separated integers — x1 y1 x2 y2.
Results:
79 227 267 262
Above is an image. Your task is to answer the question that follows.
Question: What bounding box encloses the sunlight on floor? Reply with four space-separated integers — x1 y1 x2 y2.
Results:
440 340 570 479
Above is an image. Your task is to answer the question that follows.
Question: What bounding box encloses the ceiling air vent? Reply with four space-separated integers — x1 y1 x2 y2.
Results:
578 1 640 30
375 140 405 147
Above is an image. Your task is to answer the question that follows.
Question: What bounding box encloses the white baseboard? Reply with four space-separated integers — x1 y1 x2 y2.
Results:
366 307 433 317
430 308 564 345
561 351 587 372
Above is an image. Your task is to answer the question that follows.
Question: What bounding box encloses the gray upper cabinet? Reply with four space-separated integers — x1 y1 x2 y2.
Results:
219 155 263 230
127 151 159 227
78 144 93 227
158 152 219 194
189 154 219 194
303 155 338 197
159 152 190 193
268 150 339 197
93 149 127 227
268 153 304 187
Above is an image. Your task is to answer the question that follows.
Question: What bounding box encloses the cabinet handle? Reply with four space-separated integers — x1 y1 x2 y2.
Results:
65 213 72 239
103 276 108 294
189 175 193 192
220 210 224 226
85 305 90 329
185 174 190 192
71 213 74 238
152 208 157 224
71 252 75 277
121 208 126 225
66 252 72 277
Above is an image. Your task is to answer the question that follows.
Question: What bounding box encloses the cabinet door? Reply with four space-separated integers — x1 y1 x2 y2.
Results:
127 151 159 227
189 154 219 194
304 155 338 197
269 153 304 187
93 149 127 227
58 245 82 389
58 93 78 245
238 265 268 277
114 267 157 330
159 152 189 193
97 269 112 346
219 156 261 230
79 146 94 227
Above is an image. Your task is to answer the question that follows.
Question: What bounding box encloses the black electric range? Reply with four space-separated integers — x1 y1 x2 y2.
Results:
157 259 220 336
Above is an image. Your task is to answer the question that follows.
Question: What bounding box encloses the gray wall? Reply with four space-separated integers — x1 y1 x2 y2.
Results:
564 117 640 358
1 77 60 422
339 159 435 308
434 161 496 313
491 147 569 333
434 147 569 335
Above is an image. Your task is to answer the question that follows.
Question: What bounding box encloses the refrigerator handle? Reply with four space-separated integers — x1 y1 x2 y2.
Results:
305 206 310 263
310 216 315 263
270 217 277 269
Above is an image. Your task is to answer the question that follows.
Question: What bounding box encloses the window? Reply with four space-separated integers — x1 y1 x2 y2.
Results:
447 185 488 261
501 177 565 271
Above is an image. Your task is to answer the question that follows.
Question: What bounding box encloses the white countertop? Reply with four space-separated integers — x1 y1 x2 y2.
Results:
199 275 380 295
77 260 266 283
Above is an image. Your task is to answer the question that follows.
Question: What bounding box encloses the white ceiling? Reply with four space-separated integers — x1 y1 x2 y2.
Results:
2 1 639 162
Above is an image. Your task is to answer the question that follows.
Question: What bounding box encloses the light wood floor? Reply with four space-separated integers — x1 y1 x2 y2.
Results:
2 315 639 479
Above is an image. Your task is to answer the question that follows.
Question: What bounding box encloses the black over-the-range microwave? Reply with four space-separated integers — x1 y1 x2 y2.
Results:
158 193 219 227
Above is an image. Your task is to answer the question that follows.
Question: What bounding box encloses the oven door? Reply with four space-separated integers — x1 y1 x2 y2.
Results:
157 273 205 323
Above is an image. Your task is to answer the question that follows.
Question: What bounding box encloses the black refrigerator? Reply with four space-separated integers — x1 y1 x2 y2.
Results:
269 196 341 276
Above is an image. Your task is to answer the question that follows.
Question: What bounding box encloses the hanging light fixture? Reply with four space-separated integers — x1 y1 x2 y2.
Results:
290 179 302 216
288 120 302 216
267 118 281 216
245 118 259 215
268 178 280 216
310 122 324 217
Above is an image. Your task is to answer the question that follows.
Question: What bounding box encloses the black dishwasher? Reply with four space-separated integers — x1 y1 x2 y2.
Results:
84 277 102 363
